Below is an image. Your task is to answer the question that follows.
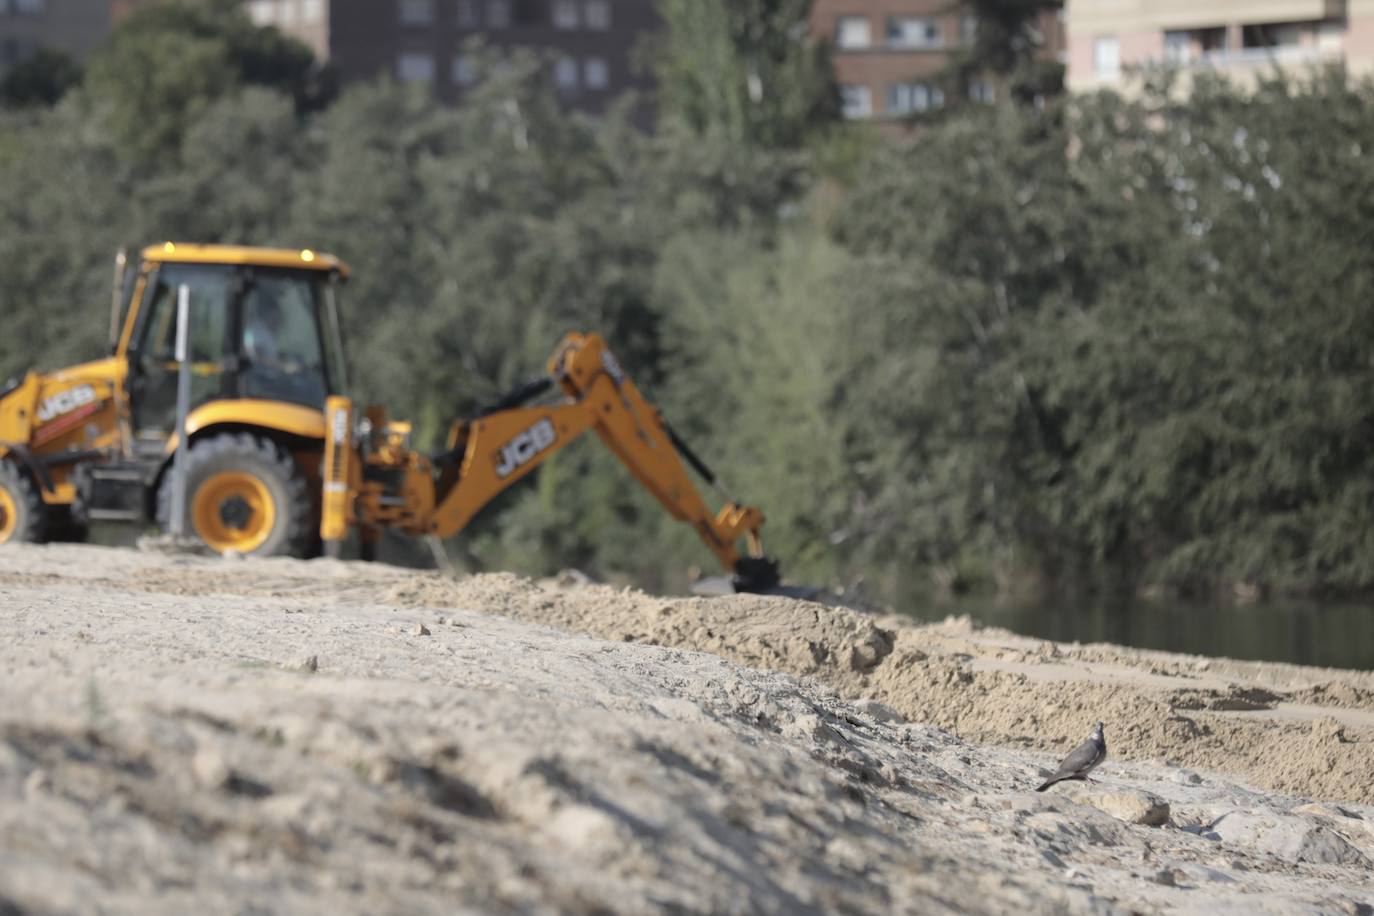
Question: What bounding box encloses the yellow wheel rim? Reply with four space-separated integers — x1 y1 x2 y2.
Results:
0 487 16 544
191 471 277 553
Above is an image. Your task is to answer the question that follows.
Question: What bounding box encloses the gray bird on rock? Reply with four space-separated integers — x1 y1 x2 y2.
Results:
1036 721 1106 792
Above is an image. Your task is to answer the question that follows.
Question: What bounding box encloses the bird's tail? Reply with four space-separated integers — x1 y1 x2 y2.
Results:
1035 777 1060 792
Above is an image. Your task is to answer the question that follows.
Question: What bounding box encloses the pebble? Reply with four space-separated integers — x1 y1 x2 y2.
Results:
23 768 51 796
299 655 319 673
192 748 232 790
413 623 431 637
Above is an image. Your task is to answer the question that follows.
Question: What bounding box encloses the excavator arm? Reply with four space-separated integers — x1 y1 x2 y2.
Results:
321 333 780 592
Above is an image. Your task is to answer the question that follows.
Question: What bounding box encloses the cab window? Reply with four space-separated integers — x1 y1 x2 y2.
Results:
238 271 329 408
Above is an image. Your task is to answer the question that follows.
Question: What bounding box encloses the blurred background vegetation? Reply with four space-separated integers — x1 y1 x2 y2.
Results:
4 0 1374 609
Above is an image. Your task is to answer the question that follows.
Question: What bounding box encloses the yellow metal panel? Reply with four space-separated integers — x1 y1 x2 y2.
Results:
320 396 353 543
165 399 327 454
0 372 40 444
140 243 350 278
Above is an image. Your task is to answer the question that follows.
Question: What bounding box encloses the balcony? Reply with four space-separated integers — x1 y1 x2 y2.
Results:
1072 0 1345 32
1192 44 1327 66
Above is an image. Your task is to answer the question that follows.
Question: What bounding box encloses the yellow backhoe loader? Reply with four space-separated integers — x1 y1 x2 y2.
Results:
0 244 779 591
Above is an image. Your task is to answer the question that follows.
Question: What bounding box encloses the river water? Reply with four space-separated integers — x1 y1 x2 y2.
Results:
900 595 1374 672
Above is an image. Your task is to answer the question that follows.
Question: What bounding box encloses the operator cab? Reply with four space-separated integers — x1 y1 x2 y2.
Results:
118 244 349 454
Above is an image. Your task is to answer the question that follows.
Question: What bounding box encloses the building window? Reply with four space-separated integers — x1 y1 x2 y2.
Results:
887 16 942 49
839 85 871 118
886 82 943 114
1198 27 1228 56
300 0 322 22
452 53 477 85
399 0 434 25
554 56 579 90
278 0 296 25
1163 31 1191 63
397 52 435 82
836 16 871 50
456 0 478 25
585 56 608 89
960 14 978 45
486 0 510 28
967 79 994 103
551 0 578 28
1093 36 1120 76
584 0 610 30
247 0 276 25
1243 22 1304 50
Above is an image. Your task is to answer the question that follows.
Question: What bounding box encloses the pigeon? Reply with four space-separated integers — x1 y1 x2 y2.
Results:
1036 721 1106 792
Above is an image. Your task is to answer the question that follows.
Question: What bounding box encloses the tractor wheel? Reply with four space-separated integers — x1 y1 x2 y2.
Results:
158 433 314 558
0 460 47 546
45 506 90 543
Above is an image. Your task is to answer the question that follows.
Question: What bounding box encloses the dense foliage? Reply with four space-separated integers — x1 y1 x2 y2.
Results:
3 4 1373 603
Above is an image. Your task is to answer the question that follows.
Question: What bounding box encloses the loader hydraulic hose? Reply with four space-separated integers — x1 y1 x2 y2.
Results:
475 376 555 418
664 423 716 487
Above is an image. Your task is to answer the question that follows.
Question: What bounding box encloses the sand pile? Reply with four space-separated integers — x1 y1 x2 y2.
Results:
4 551 1371 805
377 571 1374 806
2 544 1373 914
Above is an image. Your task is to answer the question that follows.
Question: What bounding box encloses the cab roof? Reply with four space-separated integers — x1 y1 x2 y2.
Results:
141 242 350 278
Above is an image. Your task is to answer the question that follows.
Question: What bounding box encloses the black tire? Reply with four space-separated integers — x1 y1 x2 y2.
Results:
45 506 89 543
157 433 315 558
0 460 47 546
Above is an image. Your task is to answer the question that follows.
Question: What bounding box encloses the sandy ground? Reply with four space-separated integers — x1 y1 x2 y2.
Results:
1 544 1372 914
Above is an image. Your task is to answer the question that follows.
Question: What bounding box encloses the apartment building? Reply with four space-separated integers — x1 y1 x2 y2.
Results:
241 0 657 112
1067 0 1374 92
810 0 1066 124
0 0 108 75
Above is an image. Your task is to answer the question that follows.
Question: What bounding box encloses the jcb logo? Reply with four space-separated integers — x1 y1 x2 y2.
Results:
37 385 97 423
495 419 556 478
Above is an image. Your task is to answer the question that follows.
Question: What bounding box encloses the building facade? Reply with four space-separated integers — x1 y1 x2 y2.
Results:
0 0 109 75
809 0 1065 124
242 0 658 112
1066 0 1374 92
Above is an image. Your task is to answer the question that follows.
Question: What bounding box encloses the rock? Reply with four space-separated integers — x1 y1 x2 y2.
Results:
1065 788 1170 826
22 768 50 796
846 629 893 672
1149 869 1176 887
781 713 843 746
554 569 594 588
222 549 243 562
853 698 903 724
1312 716 1349 743
1210 811 1370 867
412 623 431 637
1292 802 1360 820
299 654 318 673
192 748 233 790
1170 769 1202 786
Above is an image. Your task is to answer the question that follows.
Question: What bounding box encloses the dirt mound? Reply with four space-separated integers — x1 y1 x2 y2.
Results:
382 572 896 679
381 573 1374 806
3 544 1374 914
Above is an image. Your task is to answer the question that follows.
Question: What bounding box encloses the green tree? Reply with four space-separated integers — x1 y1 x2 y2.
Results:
0 48 82 109
654 0 837 148
941 0 1064 108
83 0 328 162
